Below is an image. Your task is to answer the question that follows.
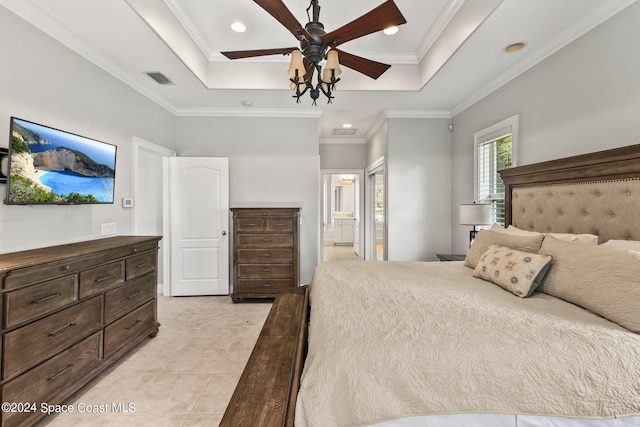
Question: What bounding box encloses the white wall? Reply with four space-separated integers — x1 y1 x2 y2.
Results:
450 1 640 253
0 8 176 253
387 118 452 261
175 116 320 285
319 143 367 169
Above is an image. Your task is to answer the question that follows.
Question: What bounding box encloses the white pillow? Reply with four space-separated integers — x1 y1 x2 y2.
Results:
501 225 598 245
602 239 640 252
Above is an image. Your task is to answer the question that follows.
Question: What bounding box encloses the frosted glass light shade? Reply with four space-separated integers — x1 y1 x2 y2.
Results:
325 50 342 76
288 50 305 78
459 203 492 225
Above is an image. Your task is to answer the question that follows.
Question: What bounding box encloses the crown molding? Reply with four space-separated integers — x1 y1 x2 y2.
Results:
384 110 452 119
416 0 467 61
450 0 637 116
319 138 366 145
174 108 322 118
0 0 181 116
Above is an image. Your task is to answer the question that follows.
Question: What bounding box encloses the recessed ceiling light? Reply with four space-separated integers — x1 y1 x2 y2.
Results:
231 22 246 33
505 42 526 53
342 123 352 128
383 26 399 35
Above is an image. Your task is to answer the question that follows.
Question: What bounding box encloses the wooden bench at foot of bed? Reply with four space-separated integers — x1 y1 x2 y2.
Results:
220 286 309 427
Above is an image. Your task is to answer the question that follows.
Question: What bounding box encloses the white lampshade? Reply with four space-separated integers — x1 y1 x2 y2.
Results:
459 203 492 226
287 50 306 78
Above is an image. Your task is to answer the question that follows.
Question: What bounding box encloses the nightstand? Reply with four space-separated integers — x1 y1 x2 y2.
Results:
436 254 466 262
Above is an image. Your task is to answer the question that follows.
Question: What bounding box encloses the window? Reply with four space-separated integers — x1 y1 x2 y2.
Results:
474 115 519 225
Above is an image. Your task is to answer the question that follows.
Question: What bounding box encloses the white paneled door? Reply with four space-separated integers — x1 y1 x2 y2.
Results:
169 157 229 296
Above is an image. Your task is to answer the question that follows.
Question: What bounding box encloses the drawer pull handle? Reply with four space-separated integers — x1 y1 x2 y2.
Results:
259 284 273 288
125 319 143 330
126 290 142 300
259 253 272 257
47 363 75 382
49 323 77 337
61 265 70 271
245 223 259 226
136 261 151 269
96 273 116 283
31 292 63 305
273 223 286 226
262 238 272 242
261 269 272 273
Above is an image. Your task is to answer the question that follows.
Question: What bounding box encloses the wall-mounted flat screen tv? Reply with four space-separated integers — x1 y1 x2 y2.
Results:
4 117 117 205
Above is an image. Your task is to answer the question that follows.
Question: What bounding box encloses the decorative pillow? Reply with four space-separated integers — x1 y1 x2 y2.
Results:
464 230 544 269
539 236 640 333
504 225 598 244
602 239 640 252
473 245 552 297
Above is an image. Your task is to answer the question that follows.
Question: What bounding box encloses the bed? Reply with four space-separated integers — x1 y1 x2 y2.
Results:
295 144 640 427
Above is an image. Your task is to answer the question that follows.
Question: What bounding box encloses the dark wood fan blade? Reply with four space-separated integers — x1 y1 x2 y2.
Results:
334 49 391 80
254 0 312 40
221 47 298 60
322 0 407 47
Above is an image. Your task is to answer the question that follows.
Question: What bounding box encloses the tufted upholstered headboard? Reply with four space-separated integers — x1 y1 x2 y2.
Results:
499 144 640 243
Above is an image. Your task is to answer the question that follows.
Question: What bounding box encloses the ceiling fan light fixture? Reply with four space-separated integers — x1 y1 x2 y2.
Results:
223 0 407 105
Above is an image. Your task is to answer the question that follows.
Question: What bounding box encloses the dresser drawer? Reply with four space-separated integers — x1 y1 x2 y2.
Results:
237 234 293 248
266 218 294 232
105 273 156 324
2 297 102 380
237 249 293 264
236 218 265 232
79 261 125 298
4 258 98 290
104 300 155 358
125 251 156 281
3 275 78 329
235 279 295 294
237 264 293 279
1 332 102 427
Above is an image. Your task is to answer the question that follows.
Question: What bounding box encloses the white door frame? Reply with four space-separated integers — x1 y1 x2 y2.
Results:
132 137 176 296
365 157 386 261
319 169 365 263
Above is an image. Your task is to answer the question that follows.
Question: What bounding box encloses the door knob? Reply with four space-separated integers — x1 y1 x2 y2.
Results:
222 231 227 236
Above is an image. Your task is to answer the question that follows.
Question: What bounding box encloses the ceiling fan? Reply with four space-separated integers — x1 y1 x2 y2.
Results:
221 0 407 104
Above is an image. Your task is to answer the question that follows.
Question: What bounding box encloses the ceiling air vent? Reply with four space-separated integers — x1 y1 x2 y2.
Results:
332 128 357 135
145 72 173 85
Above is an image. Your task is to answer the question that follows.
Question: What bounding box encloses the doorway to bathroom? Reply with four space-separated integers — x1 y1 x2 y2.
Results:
320 170 364 262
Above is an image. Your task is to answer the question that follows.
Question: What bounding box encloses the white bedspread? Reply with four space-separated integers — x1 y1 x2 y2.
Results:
295 261 640 427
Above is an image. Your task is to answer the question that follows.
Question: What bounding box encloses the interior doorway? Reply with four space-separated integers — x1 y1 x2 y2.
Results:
320 170 364 262
132 137 176 296
366 157 386 261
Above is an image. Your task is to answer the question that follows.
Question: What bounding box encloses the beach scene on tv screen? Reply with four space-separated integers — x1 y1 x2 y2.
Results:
8 118 116 204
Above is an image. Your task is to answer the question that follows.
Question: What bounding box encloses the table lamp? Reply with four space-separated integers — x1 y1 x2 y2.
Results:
459 203 492 247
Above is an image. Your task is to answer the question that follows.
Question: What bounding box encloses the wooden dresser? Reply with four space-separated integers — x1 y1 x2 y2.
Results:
231 207 300 302
0 236 161 427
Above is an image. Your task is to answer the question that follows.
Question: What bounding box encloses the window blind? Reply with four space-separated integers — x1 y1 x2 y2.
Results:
477 134 512 225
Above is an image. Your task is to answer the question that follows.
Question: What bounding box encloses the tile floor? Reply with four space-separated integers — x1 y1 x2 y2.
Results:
45 296 272 427
45 245 359 426
323 243 360 262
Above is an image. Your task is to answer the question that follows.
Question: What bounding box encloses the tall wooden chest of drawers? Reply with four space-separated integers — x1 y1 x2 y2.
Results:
231 208 300 302
0 236 161 427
